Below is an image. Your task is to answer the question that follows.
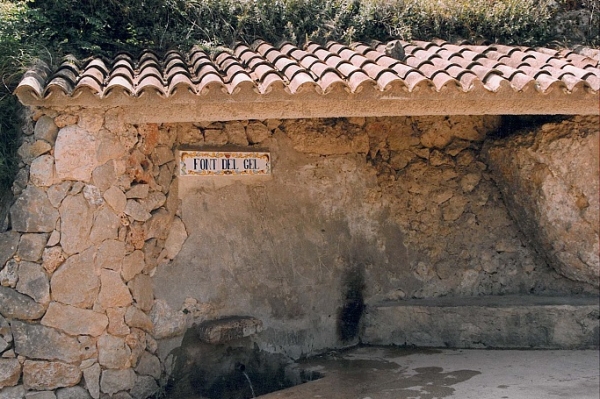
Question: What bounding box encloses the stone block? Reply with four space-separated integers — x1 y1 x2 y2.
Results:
24 391 56 399
98 334 132 369
124 307 152 333
89 207 120 244
42 302 108 336
34 116 59 145
54 126 98 181
59 195 94 255
98 270 132 309
0 231 19 268
0 259 18 288
10 187 59 233
17 234 47 262
164 217 187 260
50 247 99 308
0 286 45 320
11 321 81 362
100 369 135 395
46 182 71 208
103 186 127 214
22 361 81 390
0 385 25 399
0 358 21 388
149 300 186 339
29 155 56 187
17 140 52 164
125 185 149 199
106 308 130 336
16 261 50 304
121 251 145 283
124 200 151 222
83 185 103 207
96 240 125 271
127 274 153 312
196 316 263 344
134 352 160 380
246 122 269 144
82 363 101 399
130 375 158 399
55 386 92 399
42 247 65 274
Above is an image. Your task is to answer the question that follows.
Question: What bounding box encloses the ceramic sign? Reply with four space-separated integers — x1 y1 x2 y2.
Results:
179 150 271 176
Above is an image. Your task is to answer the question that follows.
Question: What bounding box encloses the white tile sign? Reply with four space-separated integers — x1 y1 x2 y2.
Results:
179 150 271 176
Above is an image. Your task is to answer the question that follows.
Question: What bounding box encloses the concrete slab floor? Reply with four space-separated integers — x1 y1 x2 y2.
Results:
260 346 600 399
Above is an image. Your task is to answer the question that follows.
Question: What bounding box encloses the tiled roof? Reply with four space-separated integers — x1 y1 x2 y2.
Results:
15 40 600 120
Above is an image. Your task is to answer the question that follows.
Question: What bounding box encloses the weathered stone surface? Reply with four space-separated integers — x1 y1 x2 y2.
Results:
485 117 600 287
82 363 101 399
125 185 149 199
134 352 161 380
203 129 227 145
153 146 174 166
0 385 25 399
55 386 92 399
121 251 144 282
149 300 186 339
0 259 18 288
0 231 20 268
92 162 116 193
29 155 56 187
103 186 127 215
124 200 151 222
125 328 145 367
124 307 152 333
10 187 59 233
96 240 125 271
83 185 103 207
16 261 50 304
0 358 21 388
11 321 81 363
284 120 368 154
42 247 65 274
224 122 248 146
23 361 81 390
0 286 45 320
42 302 108 336
127 275 153 313
89 207 120 244
139 192 166 213
143 209 171 241
34 116 59 145
46 230 60 247
54 126 98 181
246 122 270 144
59 195 94 255
0 337 9 354
18 140 52 164
106 308 130 336
196 316 263 344
98 270 132 309
100 369 135 395
130 375 158 399
51 247 99 308
78 110 104 133
98 335 131 369
24 391 56 399
46 182 71 208
17 234 47 262
164 217 187 260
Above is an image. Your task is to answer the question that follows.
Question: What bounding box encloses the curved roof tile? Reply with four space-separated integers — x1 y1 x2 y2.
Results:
14 40 599 110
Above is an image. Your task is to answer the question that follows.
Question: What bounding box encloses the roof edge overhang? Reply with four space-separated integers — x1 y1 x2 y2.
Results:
15 87 599 123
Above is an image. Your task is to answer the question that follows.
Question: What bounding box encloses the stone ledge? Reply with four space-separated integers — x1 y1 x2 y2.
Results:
195 316 263 344
362 295 599 349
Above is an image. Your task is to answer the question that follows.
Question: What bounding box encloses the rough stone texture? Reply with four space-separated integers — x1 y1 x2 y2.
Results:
11 321 81 363
59 195 94 255
42 302 108 336
25 392 56 399
55 386 92 399
0 286 45 320
97 335 131 369
29 155 56 187
0 358 21 388
246 122 270 144
362 296 600 349
1 259 19 288
124 200 151 222
127 275 153 313
95 240 125 272
134 352 160 380
98 270 132 309
0 232 20 268
42 247 65 274
46 182 71 208
54 126 98 181
82 363 101 399
22 361 81 390
103 186 127 214
163 217 187 260
89 207 120 244
125 185 149 199
51 247 99 308
106 308 130 336
0 385 25 399
10 187 59 233
149 300 186 340
16 262 50 304
124 307 152 333
17 140 52 164
34 116 59 145
196 316 263 344
17 234 47 262
99 369 135 395
485 116 600 287
129 375 158 399
121 251 144 282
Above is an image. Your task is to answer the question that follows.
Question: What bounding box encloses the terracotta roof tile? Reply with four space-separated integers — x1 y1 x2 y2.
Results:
14 39 600 106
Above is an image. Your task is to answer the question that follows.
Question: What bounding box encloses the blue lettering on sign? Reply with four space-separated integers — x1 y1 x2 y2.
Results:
193 158 217 170
243 159 258 170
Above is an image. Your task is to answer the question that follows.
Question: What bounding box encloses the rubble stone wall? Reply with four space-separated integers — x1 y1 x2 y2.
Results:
0 110 597 398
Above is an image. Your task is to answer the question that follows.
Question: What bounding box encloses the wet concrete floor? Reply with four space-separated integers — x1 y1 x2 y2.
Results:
259 346 600 399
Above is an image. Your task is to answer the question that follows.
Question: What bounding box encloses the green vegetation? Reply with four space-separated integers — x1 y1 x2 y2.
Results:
0 0 598 195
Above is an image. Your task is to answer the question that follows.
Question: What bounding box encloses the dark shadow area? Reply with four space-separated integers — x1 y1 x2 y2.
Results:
337 263 366 342
492 115 570 139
